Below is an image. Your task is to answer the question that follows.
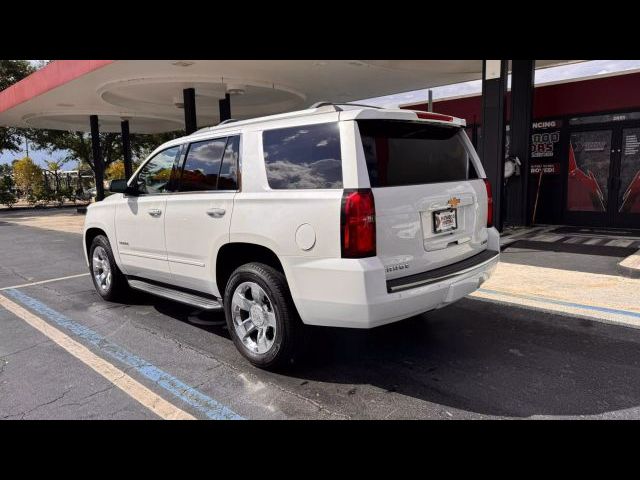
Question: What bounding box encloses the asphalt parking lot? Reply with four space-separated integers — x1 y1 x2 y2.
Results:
2 218 640 419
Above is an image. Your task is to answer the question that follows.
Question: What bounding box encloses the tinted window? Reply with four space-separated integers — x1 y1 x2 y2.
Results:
180 138 227 192
263 122 342 189
218 136 239 190
358 120 478 188
137 146 180 194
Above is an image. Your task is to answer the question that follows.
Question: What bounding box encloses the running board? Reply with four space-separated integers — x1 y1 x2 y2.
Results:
127 279 223 311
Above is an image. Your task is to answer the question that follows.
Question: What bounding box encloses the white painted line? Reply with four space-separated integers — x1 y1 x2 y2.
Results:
0 273 90 291
563 236 584 244
0 292 195 420
470 288 640 329
530 234 564 243
605 239 634 248
584 238 604 245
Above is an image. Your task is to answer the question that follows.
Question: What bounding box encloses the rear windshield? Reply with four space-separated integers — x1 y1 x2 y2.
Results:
357 120 478 188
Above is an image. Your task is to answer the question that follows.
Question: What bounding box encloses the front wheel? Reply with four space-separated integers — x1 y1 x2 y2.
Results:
223 262 305 370
89 235 129 301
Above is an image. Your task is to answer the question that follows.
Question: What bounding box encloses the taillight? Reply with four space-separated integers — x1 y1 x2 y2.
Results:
341 189 376 258
483 178 493 227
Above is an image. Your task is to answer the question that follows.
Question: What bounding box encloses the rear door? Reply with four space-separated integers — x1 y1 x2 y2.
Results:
356 119 489 280
164 134 240 296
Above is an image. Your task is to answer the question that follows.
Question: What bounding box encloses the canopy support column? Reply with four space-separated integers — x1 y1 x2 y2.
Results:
121 119 133 180
506 60 535 226
480 60 508 232
90 115 105 201
219 93 231 122
183 88 197 134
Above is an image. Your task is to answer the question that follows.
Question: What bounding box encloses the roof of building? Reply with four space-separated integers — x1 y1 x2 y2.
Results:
0 60 579 134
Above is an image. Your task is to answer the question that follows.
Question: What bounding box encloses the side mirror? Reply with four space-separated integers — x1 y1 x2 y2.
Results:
109 179 138 195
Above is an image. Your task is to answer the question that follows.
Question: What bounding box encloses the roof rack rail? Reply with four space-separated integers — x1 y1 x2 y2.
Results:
217 118 239 126
309 101 383 111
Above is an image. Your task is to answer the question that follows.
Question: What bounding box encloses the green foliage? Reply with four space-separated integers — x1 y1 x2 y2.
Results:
0 163 12 176
29 130 183 176
0 174 17 208
12 156 45 199
0 60 36 152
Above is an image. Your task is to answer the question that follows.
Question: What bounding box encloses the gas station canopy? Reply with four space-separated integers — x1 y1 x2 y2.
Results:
0 60 578 134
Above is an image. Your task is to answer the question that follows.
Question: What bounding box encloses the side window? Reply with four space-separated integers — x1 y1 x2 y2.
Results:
218 136 240 190
179 138 227 192
262 122 342 189
136 146 180 195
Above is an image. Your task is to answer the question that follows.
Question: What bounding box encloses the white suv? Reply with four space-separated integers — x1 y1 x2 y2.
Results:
83 103 500 370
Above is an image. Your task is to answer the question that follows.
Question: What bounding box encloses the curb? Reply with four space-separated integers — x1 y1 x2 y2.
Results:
618 250 640 279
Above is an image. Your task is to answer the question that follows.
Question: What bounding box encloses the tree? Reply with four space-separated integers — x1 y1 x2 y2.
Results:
29 130 182 176
0 163 12 176
0 174 17 208
12 156 44 200
0 60 36 152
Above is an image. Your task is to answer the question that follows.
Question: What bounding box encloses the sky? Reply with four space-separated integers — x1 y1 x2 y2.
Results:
2 60 640 169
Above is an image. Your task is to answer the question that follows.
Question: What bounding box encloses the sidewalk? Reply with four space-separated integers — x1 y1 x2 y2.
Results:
500 224 640 278
0 207 85 234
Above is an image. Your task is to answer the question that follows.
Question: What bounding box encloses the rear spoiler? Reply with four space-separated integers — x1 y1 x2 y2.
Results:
340 107 466 127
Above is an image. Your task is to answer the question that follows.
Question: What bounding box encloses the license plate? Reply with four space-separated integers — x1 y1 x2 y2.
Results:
433 209 457 233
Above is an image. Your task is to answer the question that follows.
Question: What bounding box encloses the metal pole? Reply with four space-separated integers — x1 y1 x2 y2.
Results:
428 90 433 112
90 115 105 201
121 119 133 179
183 88 197 134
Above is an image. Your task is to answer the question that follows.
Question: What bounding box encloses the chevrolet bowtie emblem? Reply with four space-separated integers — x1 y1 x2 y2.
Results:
447 197 461 208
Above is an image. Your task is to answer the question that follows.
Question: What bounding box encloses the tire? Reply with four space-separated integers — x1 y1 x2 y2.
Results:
224 262 305 371
89 234 129 302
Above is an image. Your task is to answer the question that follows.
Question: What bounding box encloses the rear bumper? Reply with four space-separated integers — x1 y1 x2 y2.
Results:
282 229 500 329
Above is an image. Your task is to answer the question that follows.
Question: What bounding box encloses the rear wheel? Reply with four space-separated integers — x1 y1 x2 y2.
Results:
224 262 305 370
89 235 129 301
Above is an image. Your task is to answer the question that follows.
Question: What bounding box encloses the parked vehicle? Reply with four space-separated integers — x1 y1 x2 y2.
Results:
83 103 500 369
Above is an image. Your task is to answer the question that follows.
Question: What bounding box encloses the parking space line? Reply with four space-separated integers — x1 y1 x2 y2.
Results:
471 288 640 328
0 273 90 291
0 291 194 420
0 289 244 420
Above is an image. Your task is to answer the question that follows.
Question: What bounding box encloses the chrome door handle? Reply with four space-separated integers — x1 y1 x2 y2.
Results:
206 208 226 218
147 208 162 217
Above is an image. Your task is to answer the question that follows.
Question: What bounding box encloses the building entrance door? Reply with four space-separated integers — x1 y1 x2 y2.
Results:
564 124 640 229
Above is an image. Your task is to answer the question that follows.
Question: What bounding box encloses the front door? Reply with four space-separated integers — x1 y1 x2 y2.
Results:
114 145 181 283
564 125 640 228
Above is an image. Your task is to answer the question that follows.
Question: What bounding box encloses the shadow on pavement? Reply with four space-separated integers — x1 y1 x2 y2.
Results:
132 289 640 418
500 240 632 276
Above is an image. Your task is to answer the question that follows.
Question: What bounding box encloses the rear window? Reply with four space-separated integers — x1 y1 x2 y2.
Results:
357 120 478 188
262 122 343 189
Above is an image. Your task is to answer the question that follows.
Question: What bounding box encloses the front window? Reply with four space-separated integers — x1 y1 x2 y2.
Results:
179 138 227 192
136 146 180 194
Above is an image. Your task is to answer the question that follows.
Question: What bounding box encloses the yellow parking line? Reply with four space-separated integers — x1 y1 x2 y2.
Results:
0 293 195 420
